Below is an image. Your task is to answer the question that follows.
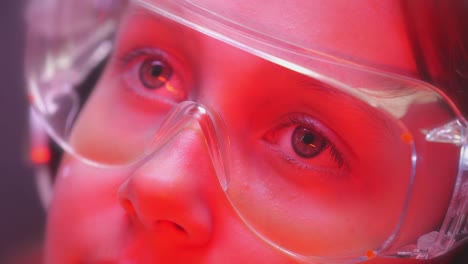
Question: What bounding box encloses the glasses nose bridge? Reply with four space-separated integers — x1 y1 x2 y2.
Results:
144 100 231 190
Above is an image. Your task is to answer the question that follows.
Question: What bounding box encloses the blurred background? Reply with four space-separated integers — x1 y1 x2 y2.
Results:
0 0 46 261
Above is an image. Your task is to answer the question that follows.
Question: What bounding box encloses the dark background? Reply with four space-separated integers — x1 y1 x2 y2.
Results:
0 0 46 260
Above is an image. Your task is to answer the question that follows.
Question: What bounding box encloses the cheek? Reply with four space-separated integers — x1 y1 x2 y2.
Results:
70 71 172 165
45 157 301 263
45 157 129 262
208 218 300 264
220 113 414 257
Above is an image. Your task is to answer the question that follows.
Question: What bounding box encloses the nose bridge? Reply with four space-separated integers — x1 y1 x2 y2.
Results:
137 121 216 193
146 101 230 189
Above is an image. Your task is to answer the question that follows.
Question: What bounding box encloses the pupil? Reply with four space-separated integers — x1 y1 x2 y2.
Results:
302 133 315 145
150 62 164 77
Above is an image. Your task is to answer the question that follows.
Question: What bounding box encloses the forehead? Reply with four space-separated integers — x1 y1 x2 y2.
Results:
143 0 417 75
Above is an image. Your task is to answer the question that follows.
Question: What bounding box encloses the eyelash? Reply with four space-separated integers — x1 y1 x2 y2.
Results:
274 113 345 169
119 47 158 65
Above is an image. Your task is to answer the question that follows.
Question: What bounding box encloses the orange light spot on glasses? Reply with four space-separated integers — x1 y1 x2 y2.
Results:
156 76 177 94
401 132 413 144
166 83 176 93
366 249 377 259
31 147 51 164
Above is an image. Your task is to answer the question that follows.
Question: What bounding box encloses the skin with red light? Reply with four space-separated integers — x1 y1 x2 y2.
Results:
44 0 462 263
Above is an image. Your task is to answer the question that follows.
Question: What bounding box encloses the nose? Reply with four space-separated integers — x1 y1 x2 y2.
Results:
118 126 216 246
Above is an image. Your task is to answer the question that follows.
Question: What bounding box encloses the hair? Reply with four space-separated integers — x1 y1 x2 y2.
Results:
400 0 468 117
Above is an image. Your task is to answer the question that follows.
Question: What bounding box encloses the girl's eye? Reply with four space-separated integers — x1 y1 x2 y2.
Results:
119 48 188 103
264 115 344 171
139 57 173 90
292 126 329 158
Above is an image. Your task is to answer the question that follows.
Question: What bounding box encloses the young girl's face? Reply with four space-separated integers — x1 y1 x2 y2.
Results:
44 0 460 263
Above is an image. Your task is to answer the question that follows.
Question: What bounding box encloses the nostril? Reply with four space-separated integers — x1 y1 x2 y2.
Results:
154 220 188 235
120 198 189 237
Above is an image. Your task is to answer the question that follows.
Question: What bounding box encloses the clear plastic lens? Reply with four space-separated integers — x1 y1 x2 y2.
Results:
26 0 467 262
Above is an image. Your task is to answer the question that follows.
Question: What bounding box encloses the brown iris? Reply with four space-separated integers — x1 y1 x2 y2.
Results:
139 58 173 90
291 126 328 158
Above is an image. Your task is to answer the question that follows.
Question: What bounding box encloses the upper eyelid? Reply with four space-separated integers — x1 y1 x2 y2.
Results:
117 47 168 67
273 113 328 133
114 44 190 70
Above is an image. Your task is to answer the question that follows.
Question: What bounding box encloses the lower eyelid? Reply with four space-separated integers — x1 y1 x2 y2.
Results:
266 142 347 178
